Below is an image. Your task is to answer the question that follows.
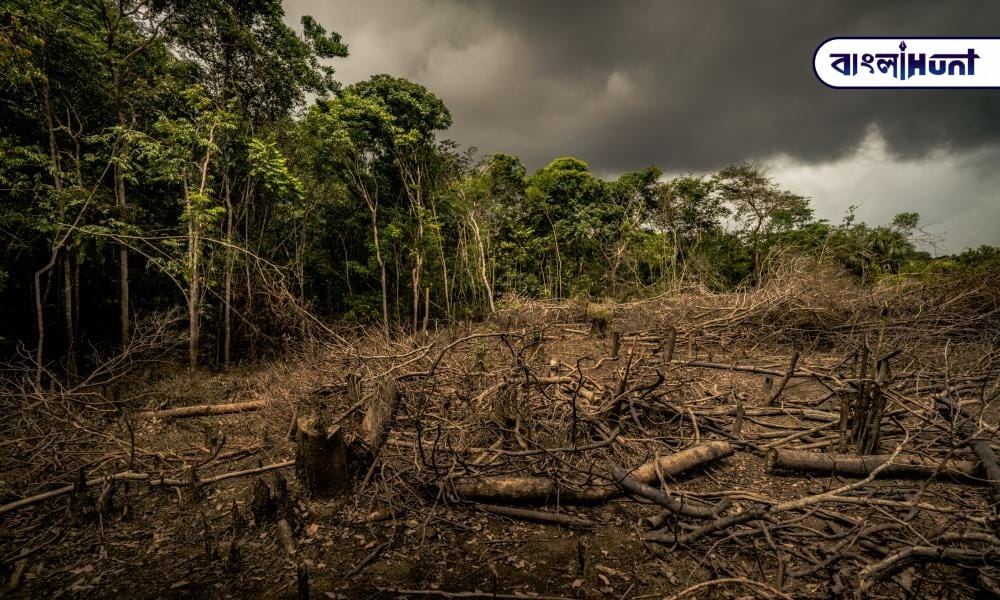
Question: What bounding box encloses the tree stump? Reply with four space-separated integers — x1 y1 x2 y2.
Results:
294 416 348 498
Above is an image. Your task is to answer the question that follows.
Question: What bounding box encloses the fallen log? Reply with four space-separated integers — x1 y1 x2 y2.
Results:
472 502 596 529
769 449 981 482
0 460 294 517
448 476 609 504
646 443 926 546
936 397 1000 506
628 441 733 482
137 399 269 420
609 464 718 518
449 441 732 504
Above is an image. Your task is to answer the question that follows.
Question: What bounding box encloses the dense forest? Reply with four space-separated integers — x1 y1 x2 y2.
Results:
3 0 996 377
2 2 1000 599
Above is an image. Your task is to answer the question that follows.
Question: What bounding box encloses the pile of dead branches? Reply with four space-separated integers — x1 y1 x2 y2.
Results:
1 265 998 598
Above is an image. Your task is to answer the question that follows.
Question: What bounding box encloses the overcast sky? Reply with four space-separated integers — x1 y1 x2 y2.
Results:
283 0 999 253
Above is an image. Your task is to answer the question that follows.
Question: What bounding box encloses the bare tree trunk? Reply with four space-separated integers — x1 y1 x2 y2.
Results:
422 286 430 335
430 201 452 321
35 83 63 386
109 54 131 349
410 204 424 333
609 251 619 297
468 212 495 314
751 214 764 283
348 165 390 339
62 252 76 379
34 255 57 387
411 260 421 333
544 213 563 298
371 209 389 339
223 180 233 370
184 175 200 372
116 164 130 348
73 252 80 337
671 227 680 284
186 124 217 372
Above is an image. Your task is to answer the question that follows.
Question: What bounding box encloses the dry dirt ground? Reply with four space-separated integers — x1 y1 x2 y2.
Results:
2 272 998 599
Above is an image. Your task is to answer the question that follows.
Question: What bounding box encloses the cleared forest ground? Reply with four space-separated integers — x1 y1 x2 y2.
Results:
2 262 998 599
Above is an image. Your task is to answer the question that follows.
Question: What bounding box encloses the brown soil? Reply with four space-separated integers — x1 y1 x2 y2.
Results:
2 268 998 599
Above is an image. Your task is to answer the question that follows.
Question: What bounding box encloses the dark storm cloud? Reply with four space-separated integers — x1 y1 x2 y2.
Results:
282 0 999 250
284 0 1000 173
473 0 1000 172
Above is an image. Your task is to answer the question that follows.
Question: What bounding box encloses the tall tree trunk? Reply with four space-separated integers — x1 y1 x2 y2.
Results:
34 256 56 388
116 166 130 347
608 240 626 297
62 252 76 379
671 227 680 284
411 260 421 333
751 212 764 284
110 50 131 348
348 165 388 339
552 227 563 299
371 211 389 339
543 212 562 298
73 251 80 337
422 286 430 335
410 205 424 333
430 200 451 321
188 124 216 372
223 179 233 370
35 82 63 385
184 175 200 372
468 212 495 314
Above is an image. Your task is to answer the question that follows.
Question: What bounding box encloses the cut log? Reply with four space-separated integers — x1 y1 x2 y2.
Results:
137 399 269 420
294 417 348 498
450 441 733 504
449 476 609 504
362 378 399 453
769 449 981 482
627 441 733 482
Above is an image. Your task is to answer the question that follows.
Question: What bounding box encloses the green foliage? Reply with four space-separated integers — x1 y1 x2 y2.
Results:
955 245 1000 269
249 137 303 201
0 0 964 370
715 162 812 282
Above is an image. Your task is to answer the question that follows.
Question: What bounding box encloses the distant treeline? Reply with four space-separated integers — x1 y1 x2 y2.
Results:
2 0 997 374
